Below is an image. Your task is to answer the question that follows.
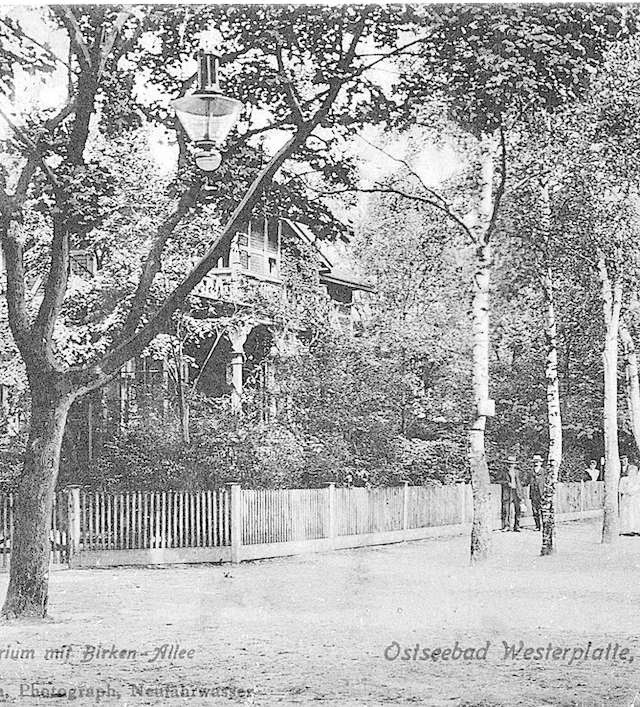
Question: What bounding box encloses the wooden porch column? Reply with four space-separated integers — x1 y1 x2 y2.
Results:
227 325 251 414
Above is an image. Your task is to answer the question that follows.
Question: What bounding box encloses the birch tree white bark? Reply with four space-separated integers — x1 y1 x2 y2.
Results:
539 182 562 556
599 254 623 544
620 321 640 453
468 139 497 562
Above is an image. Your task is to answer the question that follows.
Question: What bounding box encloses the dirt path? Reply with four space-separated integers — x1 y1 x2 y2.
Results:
0 519 638 705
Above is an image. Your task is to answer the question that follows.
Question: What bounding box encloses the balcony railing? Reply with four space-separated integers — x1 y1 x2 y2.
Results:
195 268 283 305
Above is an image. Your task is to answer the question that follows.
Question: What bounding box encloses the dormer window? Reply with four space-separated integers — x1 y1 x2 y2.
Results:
236 218 281 278
70 249 97 278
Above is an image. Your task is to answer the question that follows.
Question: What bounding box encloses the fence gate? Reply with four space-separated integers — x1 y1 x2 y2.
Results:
0 492 70 569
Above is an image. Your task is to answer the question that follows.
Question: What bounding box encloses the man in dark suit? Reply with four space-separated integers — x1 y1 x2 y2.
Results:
529 454 545 531
499 456 526 532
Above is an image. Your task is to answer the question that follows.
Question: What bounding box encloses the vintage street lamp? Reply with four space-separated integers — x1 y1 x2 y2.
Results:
172 51 243 172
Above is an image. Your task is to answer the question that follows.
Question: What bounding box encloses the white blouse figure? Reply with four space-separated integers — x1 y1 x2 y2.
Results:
619 465 640 535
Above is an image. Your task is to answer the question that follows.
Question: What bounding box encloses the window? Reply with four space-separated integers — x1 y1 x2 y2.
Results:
70 250 97 278
326 283 353 304
236 219 281 277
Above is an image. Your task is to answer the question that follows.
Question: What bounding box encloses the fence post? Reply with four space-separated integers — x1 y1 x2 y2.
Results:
327 483 335 548
580 480 584 513
66 486 81 563
228 483 242 564
402 481 409 534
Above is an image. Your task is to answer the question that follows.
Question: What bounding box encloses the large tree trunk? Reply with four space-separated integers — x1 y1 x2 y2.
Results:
599 257 622 544
469 145 494 563
2 380 74 618
620 321 640 453
541 262 562 555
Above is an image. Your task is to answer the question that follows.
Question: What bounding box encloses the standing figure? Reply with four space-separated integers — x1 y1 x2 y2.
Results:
584 459 599 482
506 455 526 532
619 464 640 534
529 455 545 531
496 460 512 530
621 455 630 477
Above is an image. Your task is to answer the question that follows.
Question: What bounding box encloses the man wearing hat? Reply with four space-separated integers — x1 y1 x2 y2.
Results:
499 455 526 532
530 454 545 531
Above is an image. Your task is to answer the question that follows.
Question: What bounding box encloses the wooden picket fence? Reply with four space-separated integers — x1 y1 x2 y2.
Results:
242 488 327 544
80 490 231 550
334 486 404 535
0 481 605 569
406 485 467 529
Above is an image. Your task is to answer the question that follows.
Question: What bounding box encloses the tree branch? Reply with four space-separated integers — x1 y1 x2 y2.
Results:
355 33 438 78
12 155 39 208
97 9 136 78
0 105 62 200
0 218 31 356
43 100 77 131
354 132 459 212
0 96 78 367
275 44 304 125
486 125 507 241
55 6 92 70
0 16 72 71
306 182 473 240
116 178 203 343
31 210 69 365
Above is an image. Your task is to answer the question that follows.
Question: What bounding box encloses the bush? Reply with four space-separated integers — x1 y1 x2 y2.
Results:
396 437 468 485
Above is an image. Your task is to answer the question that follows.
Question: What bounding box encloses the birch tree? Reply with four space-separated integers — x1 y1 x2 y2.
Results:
599 249 624 542
620 317 640 452
537 181 563 554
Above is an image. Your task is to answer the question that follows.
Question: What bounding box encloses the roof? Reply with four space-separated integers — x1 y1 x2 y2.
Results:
281 219 374 292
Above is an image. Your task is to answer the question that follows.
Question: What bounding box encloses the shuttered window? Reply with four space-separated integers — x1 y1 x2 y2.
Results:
236 219 281 277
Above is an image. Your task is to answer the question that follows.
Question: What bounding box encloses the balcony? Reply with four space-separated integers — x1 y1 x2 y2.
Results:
195 268 284 307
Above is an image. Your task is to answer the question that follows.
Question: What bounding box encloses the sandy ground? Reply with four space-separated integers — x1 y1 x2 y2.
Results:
0 519 638 706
